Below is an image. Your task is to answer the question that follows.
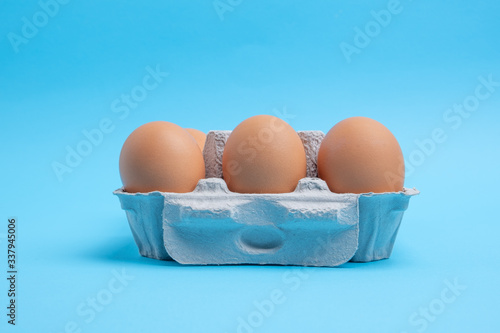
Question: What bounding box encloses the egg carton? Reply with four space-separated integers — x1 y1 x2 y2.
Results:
114 130 418 266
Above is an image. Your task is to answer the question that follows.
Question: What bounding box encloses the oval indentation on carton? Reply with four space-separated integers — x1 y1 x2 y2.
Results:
238 226 284 254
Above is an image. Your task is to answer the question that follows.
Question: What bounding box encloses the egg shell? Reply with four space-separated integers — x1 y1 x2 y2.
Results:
185 128 206 151
318 117 405 194
222 115 307 193
119 121 205 193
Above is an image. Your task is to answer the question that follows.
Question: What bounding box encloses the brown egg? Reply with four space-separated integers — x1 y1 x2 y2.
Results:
317 117 404 194
185 128 206 152
222 115 307 193
119 121 205 193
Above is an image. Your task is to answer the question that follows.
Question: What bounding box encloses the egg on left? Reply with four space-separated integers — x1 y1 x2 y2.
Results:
119 121 205 193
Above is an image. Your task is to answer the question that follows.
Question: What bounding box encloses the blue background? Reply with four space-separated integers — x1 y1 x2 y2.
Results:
1 0 499 332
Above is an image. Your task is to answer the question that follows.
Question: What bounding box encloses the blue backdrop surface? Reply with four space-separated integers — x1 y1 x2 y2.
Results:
1 0 499 332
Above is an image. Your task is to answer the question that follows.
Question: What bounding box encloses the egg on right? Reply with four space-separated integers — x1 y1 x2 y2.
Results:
317 117 405 194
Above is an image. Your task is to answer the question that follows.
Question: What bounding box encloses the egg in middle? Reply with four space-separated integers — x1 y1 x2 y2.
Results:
222 115 307 193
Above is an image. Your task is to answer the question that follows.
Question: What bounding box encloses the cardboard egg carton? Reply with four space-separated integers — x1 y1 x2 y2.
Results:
114 130 418 266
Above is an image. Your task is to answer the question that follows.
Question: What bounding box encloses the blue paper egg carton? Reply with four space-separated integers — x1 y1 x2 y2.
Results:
114 131 418 266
